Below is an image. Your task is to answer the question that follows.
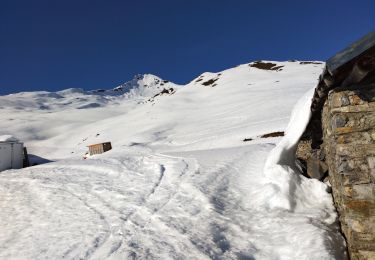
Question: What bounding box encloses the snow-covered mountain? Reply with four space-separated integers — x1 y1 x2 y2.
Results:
0 74 179 111
0 61 347 259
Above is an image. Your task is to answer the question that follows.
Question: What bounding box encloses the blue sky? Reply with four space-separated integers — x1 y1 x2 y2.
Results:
0 0 374 95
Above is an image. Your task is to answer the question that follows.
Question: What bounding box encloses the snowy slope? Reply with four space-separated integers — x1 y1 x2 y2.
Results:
0 74 178 111
0 61 347 259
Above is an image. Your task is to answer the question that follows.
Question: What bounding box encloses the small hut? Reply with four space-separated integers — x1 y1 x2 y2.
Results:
87 142 112 156
0 135 24 172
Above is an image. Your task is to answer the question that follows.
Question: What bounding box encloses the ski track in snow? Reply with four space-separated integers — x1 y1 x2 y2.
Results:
0 144 346 259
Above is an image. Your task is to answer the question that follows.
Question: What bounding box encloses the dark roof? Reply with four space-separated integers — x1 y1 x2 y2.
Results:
326 30 375 74
87 142 111 147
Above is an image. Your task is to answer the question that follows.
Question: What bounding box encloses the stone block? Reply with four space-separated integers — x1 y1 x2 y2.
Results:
306 157 328 180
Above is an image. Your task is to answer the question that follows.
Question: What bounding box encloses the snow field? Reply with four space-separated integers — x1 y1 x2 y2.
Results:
0 61 347 259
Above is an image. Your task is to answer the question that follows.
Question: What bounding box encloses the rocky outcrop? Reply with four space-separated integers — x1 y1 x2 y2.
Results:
323 86 375 259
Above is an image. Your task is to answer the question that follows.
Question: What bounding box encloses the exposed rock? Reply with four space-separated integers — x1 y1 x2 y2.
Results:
299 61 323 65
260 131 284 138
201 78 219 86
306 156 328 180
249 61 284 71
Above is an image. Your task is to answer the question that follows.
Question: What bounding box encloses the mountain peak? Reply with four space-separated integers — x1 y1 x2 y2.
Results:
111 74 178 98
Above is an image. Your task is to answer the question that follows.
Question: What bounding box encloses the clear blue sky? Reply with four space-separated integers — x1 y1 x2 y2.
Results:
0 0 374 95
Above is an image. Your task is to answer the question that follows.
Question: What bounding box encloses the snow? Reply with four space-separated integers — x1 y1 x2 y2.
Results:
0 61 347 259
0 135 19 142
260 87 346 257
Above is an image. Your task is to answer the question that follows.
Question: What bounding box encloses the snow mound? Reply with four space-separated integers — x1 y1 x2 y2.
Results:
263 87 326 210
0 135 19 142
261 87 347 257
57 88 85 95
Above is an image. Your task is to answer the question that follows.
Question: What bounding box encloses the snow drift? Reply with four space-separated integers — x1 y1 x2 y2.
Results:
261 87 347 258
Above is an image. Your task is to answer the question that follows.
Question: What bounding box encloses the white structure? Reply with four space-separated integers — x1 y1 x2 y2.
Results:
0 135 24 172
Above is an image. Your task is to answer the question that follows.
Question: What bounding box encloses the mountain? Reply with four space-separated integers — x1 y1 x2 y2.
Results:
0 61 347 259
0 74 179 111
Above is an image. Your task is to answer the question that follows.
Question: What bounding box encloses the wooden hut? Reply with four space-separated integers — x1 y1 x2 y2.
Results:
87 142 112 155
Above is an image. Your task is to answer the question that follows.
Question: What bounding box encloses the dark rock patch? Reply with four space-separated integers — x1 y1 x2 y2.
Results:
299 61 323 65
195 77 204 83
147 88 176 102
202 78 219 86
92 89 106 93
260 131 285 138
249 61 284 71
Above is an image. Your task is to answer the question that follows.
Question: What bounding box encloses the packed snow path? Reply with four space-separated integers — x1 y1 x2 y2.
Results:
0 144 345 259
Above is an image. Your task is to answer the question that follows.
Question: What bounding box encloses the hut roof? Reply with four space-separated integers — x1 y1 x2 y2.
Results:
0 135 20 143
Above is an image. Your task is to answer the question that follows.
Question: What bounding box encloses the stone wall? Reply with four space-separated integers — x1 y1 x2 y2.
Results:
322 85 375 260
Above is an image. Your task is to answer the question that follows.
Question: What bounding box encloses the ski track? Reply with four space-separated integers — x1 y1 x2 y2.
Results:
0 144 276 260
0 142 346 260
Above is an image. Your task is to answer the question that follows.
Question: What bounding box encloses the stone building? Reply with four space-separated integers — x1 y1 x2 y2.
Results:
297 30 375 259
